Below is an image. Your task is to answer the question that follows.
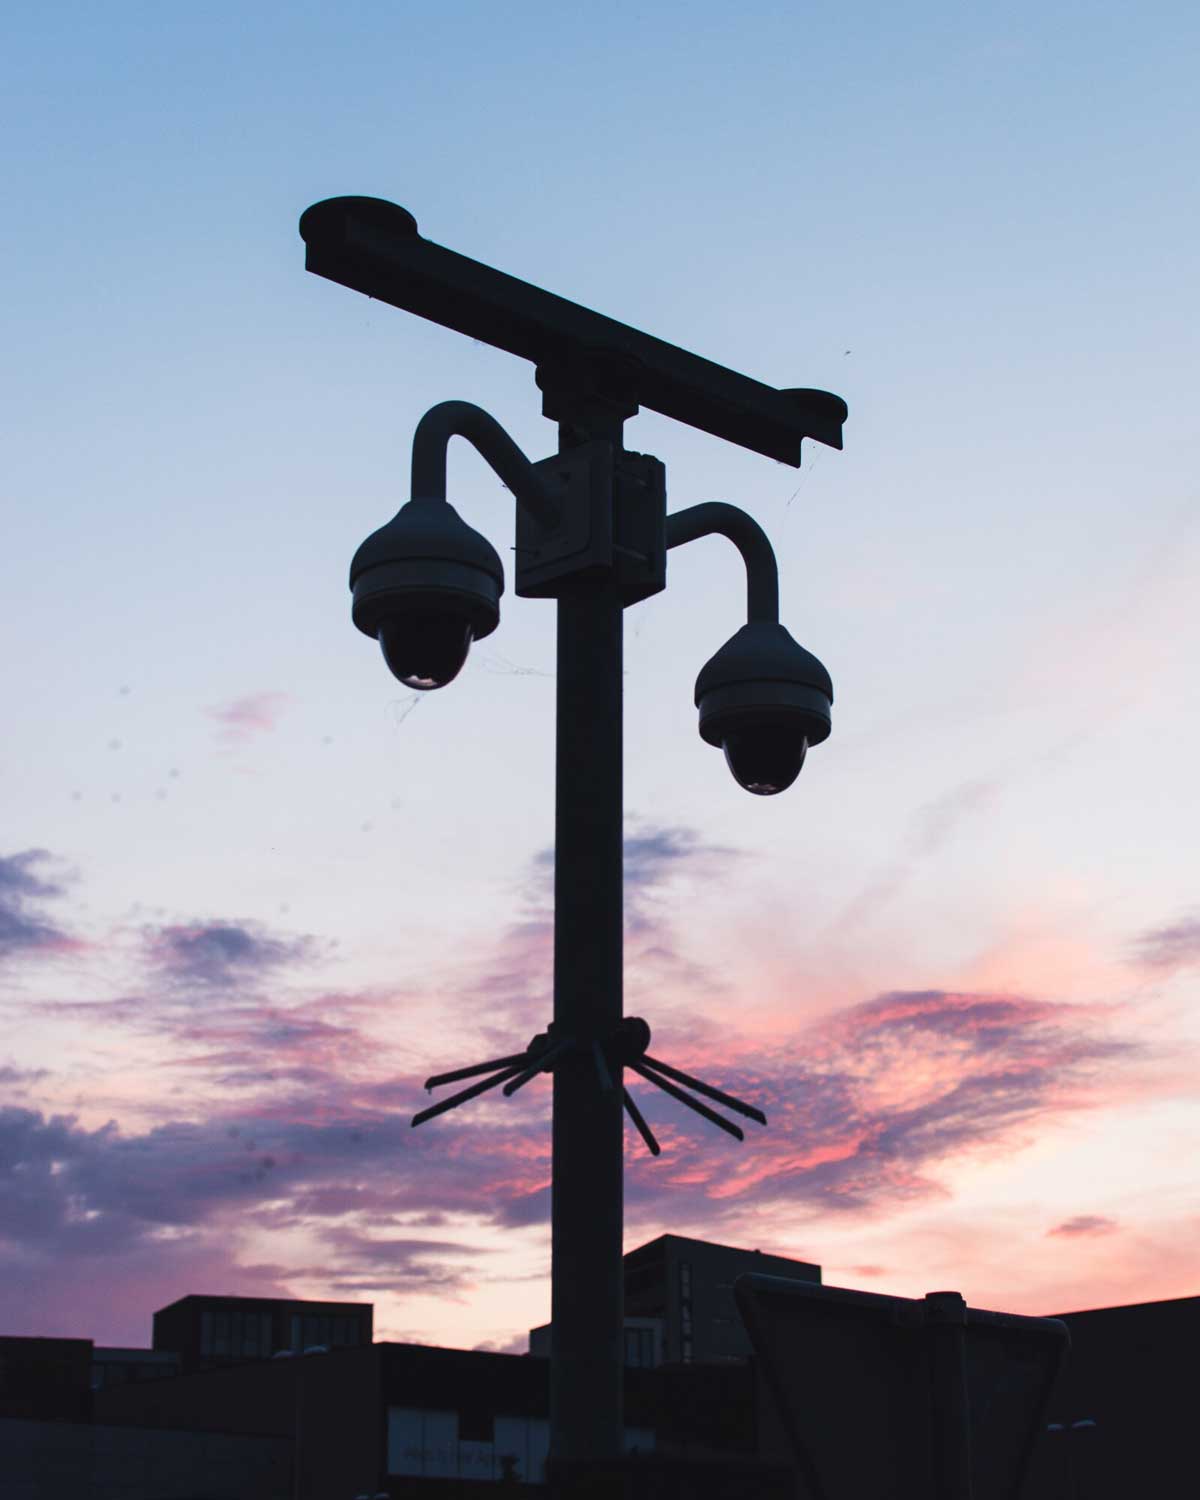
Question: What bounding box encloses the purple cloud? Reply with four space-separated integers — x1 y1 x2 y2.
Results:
619 989 1137 1228
0 1102 498 1337
2 985 1134 1320
0 850 75 959
0 1063 49 1089
909 778 1000 855
146 921 316 990
307 1227 481 1295
0 840 1148 1345
533 823 737 925
1047 1215 1119 1238
1130 913 1200 972
456 822 730 1043
0 974 1140 1344
621 825 736 893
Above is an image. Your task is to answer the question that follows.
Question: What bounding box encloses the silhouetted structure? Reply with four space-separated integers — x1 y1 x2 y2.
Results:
91 1344 181 1390
737 1276 1068 1500
1024 1293 1199 1500
0 1415 289 1500
530 1234 822 1367
0 1336 93 1423
153 1293 372 1372
95 1340 791 1495
627 1236 821 1367
300 193 847 1477
6 1277 1196 1495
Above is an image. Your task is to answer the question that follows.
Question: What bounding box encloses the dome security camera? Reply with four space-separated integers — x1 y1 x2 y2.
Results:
349 497 504 690
694 621 832 795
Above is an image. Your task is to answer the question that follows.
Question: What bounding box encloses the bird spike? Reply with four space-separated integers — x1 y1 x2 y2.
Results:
628 1059 744 1142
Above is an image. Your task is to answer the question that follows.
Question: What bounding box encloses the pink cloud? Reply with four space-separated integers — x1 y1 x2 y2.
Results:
1047 1214 1119 1239
0 967 1149 1345
205 691 291 742
617 988 1138 1230
1 831 1170 1347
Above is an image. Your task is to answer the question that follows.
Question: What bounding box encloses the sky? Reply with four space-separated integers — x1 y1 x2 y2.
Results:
2 0 1198 1353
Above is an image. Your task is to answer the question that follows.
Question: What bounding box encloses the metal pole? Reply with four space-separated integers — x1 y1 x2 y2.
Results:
926 1291 974 1500
548 566 626 1473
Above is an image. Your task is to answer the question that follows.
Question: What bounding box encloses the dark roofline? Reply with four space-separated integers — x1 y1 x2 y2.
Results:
153 1293 373 1315
379 1340 541 1364
97 1340 534 1386
94 1346 179 1360
626 1232 819 1267
96 1340 540 1393
1048 1292 1200 1319
0 1334 94 1351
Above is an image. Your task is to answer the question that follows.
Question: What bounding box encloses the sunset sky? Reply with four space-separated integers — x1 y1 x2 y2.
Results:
3 0 1198 1354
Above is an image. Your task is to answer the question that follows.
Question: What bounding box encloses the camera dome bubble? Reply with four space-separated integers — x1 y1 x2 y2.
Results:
379 613 474 691
722 728 807 796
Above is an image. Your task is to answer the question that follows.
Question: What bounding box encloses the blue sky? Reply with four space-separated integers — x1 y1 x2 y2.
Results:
2 0 1198 1349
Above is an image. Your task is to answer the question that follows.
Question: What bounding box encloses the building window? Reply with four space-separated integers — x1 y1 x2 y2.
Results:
679 1262 694 1363
200 1311 213 1357
236 1311 271 1358
333 1315 361 1346
624 1327 657 1368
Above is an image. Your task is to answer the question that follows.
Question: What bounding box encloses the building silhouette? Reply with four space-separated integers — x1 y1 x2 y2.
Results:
1 1247 1195 1496
152 1293 372 1373
530 1233 822 1368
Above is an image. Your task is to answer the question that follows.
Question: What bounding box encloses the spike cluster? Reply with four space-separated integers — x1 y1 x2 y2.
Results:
413 1016 766 1155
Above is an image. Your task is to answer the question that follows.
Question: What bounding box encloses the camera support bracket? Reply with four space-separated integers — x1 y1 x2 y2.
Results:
515 442 666 606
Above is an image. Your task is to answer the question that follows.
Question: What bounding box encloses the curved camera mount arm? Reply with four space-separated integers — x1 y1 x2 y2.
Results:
665 502 779 623
411 400 561 531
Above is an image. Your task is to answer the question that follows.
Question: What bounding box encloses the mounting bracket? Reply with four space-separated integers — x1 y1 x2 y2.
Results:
515 444 666 606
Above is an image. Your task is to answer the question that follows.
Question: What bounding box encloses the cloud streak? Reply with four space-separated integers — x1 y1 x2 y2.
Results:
1 972 1141 1341
622 988 1137 1229
146 921 316 991
0 830 1157 1345
206 692 291 743
908 778 1000 856
1047 1214 1118 1238
1130 911 1200 973
0 850 76 960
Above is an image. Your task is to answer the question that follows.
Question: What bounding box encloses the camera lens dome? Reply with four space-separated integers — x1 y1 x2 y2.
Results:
379 612 474 691
722 727 808 796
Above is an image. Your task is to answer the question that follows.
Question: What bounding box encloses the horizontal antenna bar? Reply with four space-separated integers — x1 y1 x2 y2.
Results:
299 197 847 466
